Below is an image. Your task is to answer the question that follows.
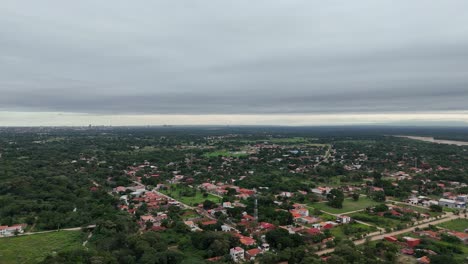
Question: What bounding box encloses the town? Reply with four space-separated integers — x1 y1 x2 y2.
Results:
0 127 467 263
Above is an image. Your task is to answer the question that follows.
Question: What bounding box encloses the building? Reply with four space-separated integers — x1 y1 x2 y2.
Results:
296 216 319 224
417 256 430 264
0 224 26 237
336 215 351 224
403 237 421 248
447 231 468 244
230 247 245 262
245 248 262 261
438 198 466 208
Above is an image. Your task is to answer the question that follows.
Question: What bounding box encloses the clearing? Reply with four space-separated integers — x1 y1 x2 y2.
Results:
310 197 381 214
0 230 83 264
437 218 468 232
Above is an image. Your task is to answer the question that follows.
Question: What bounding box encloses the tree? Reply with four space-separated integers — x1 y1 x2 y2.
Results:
371 191 386 202
202 200 217 210
352 193 359 201
430 204 443 212
327 189 344 208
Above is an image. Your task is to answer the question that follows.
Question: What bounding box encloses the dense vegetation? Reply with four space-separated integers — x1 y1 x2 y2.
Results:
0 126 467 263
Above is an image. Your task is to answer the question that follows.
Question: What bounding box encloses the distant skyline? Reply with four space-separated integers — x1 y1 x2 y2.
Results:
1 1 468 126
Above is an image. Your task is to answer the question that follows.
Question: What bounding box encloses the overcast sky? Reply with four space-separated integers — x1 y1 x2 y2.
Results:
1 1 468 126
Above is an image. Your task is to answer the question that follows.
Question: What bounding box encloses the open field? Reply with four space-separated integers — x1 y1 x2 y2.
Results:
160 185 221 206
391 204 443 217
0 231 83 264
349 212 409 229
310 197 381 214
437 218 468 232
268 137 310 143
331 223 377 239
232 137 320 144
203 150 248 158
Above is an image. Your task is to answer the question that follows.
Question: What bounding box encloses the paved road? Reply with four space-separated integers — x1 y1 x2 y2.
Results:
315 213 461 256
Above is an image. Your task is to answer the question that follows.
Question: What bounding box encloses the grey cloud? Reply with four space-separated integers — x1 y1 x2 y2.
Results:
1 0 468 115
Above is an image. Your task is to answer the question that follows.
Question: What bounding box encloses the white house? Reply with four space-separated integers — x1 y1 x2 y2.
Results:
439 198 466 208
336 215 352 224
230 247 245 262
0 224 26 237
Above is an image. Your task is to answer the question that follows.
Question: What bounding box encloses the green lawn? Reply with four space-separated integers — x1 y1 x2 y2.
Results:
331 223 377 239
349 212 408 229
203 150 248 158
0 231 83 264
160 185 221 206
268 137 309 143
437 219 468 232
309 197 381 214
391 204 443 217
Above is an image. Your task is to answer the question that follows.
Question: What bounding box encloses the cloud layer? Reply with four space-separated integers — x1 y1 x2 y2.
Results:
1 1 468 118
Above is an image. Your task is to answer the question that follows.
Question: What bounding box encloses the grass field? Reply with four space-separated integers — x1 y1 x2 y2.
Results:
331 223 377 239
437 218 468 232
160 185 221 206
349 212 407 229
391 204 443 217
309 197 381 214
233 137 320 144
203 150 248 158
0 231 83 264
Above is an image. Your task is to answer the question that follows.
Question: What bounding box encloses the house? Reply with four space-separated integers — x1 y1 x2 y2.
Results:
140 215 156 223
239 235 256 246
401 248 414 255
456 195 468 203
222 202 233 208
311 187 331 196
221 224 233 232
206 256 223 262
404 237 421 248
259 222 275 230
417 256 430 264
307 228 322 236
439 198 466 208
322 222 336 229
447 231 468 244
245 248 262 261
290 208 309 219
0 224 27 237
312 223 322 229
280 192 293 198
336 215 351 224
407 197 419 205
209 207 227 217
297 216 319 225
230 247 245 262
242 214 255 222
200 183 217 191
200 220 218 227
260 243 270 251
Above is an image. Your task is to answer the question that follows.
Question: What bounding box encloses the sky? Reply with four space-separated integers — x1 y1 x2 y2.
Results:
1 1 468 126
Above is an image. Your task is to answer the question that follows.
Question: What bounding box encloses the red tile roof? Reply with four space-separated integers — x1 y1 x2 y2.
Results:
246 248 261 257
201 220 218 226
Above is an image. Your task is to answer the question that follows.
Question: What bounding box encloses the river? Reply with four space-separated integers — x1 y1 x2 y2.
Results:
394 135 468 146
